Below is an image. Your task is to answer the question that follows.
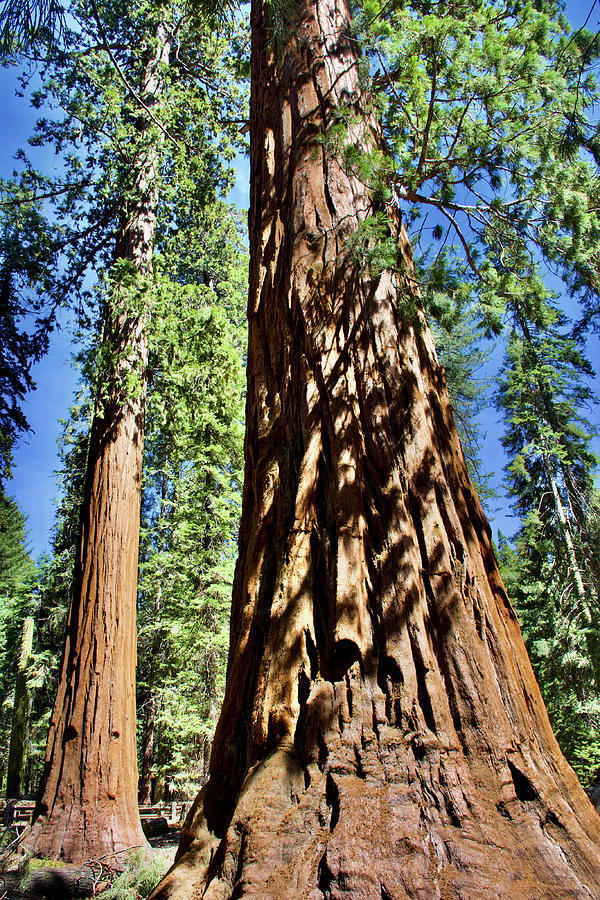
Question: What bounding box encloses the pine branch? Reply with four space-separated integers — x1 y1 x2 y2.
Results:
88 0 184 152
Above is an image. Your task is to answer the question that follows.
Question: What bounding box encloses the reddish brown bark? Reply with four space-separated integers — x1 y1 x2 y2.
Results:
22 26 171 865
153 0 600 896
22 311 149 863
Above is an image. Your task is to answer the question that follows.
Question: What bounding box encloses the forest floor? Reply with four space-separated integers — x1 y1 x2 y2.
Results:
0 827 181 898
148 829 180 864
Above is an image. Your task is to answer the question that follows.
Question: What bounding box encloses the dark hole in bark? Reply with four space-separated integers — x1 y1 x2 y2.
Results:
294 668 311 757
545 808 562 827
380 885 394 900
345 673 353 717
408 631 437 734
230 883 244 900
444 796 462 827
311 524 331 678
64 725 77 742
497 801 511 819
298 668 310 708
325 772 340 832
377 655 404 727
317 851 333 898
354 746 365 779
306 628 319 680
332 639 361 682
508 760 539 802
318 729 328 769
230 828 246 899
304 767 311 790
412 741 427 761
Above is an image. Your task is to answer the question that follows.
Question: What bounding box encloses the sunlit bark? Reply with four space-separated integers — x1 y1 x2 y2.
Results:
22 25 170 864
154 0 600 895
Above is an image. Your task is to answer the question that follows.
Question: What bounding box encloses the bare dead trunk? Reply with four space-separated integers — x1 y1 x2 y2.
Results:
140 470 169 805
6 617 34 799
154 1 600 896
140 591 162 807
22 26 171 865
546 462 590 620
139 693 157 807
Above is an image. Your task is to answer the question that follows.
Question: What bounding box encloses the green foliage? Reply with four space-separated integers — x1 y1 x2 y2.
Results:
0 197 59 483
499 532 600 784
352 0 599 330
1 0 247 328
428 297 494 504
0 0 252 809
137 207 246 791
0 0 65 51
498 309 597 536
0 492 37 790
95 849 168 900
347 213 403 279
497 307 600 784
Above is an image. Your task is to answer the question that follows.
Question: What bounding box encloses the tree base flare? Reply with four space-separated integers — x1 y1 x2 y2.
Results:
155 727 600 899
21 808 148 867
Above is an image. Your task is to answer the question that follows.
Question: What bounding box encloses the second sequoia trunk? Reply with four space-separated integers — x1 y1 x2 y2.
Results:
155 0 600 896
22 24 171 865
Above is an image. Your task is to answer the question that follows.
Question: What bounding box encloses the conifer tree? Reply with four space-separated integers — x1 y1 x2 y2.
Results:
355 0 600 332
8 0 244 862
0 201 58 483
154 0 600 896
428 300 493 503
137 205 246 799
6 616 34 799
0 493 36 793
497 311 600 782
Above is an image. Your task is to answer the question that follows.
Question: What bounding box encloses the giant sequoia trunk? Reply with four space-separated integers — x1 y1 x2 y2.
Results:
22 279 150 864
22 26 171 865
154 1 600 896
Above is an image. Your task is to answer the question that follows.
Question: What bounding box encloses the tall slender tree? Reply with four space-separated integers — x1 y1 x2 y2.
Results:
6 616 34 799
23 16 171 859
11 0 243 862
154 0 600 896
0 493 36 793
497 312 600 782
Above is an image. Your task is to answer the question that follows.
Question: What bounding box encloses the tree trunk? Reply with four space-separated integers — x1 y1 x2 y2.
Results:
6 616 34 799
154 0 600 896
139 598 162 807
515 310 588 531
22 25 171 865
140 469 169 805
546 462 590 621
139 693 157 806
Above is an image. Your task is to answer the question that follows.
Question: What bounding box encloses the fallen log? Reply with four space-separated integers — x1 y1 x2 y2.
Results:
0 863 98 898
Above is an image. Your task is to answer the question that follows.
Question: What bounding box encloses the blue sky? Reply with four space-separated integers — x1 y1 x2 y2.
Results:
2 0 599 558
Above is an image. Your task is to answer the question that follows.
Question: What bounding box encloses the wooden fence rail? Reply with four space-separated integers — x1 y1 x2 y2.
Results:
1 800 191 834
